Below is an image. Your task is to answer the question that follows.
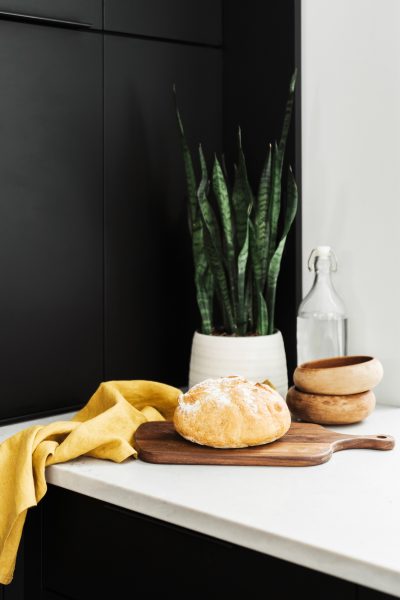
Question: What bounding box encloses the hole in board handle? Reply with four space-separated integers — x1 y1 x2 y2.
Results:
377 435 387 439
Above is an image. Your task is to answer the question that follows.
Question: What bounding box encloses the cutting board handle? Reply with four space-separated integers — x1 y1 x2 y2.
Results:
333 433 395 452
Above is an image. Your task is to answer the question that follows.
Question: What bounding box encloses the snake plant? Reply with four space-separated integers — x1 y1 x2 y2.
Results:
176 71 298 336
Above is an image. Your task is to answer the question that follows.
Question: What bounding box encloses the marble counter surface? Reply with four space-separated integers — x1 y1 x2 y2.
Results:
1 404 399 596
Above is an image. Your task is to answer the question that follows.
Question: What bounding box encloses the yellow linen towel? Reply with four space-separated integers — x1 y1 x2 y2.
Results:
0 379 181 585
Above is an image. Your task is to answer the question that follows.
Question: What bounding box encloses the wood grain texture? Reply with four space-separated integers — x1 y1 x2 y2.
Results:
135 421 395 467
294 356 383 395
287 386 376 424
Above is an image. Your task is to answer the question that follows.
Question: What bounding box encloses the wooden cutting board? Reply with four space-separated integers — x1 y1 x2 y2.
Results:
135 421 395 467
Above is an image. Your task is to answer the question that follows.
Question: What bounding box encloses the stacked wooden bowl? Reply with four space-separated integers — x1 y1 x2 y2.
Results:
287 356 384 425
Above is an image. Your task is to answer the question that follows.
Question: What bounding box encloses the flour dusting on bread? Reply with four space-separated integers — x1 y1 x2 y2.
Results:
174 376 290 449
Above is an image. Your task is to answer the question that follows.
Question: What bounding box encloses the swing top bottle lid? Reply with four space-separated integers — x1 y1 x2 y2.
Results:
316 246 331 256
308 246 337 272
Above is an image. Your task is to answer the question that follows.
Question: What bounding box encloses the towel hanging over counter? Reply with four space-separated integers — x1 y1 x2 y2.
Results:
0 380 181 585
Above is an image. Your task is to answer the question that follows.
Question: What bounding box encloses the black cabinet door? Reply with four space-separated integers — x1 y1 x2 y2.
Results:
0 1 102 29
33 485 356 600
0 20 103 420
104 36 221 386
104 0 222 45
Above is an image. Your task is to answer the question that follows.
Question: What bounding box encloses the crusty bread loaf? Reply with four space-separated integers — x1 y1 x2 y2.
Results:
173 376 291 448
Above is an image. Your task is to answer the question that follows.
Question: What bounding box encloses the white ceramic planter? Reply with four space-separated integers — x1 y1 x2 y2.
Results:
188 330 288 398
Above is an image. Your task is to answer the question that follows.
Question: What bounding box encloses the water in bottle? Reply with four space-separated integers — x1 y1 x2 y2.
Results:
297 246 347 365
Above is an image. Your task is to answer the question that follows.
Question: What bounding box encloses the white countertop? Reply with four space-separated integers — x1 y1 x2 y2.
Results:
1 405 400 597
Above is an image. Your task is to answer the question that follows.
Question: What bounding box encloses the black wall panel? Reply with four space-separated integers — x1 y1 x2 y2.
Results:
104 36 222 386
0 21 103 420
223 0 300 377
0 0 299 418
0 0 102 28
104 0 222 45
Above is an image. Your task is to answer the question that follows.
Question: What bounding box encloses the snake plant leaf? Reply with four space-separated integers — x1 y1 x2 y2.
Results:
255 144 272 290
195 261 214 335
175 92 214 333
267 142 282 266
267 167 298 334
174 87 198 227
267 71 297 265
191 212 213 334
249 221 262 292
192 173 214 336
176 72 297 337
245 274 253 334
237 213 250 335
198 146 237 334
198 147 223 257
278 69 297 157
232 128 254 251
256 290 269 336
212 155 237 320
199 206 236 334
249 220 269 335
221 154 230 187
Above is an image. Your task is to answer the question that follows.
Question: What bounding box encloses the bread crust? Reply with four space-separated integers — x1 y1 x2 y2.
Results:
173 376 291 448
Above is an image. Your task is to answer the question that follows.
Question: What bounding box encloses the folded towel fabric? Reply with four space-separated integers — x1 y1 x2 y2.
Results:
0 380 181 585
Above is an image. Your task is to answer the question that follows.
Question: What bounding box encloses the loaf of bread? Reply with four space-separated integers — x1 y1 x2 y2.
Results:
173 376 291 448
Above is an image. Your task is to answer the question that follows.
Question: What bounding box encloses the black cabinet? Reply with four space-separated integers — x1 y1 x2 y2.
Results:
0 20 103 420
0 1 102 29
0 536 24 600
104 0 222 45
360 591 398 600
104 36 222 386
0 3 223 418
21 486 358 599
20 486 400 600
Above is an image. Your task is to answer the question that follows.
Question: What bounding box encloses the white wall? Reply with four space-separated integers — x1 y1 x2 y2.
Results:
302 0 400 405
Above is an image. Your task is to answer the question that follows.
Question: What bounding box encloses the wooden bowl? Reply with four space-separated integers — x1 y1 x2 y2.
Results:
293 356 383 395
286 386 376 425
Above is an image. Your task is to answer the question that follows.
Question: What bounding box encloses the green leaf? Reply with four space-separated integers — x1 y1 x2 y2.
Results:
267 70 297 265
198 147 237 334
249 220 269 335
174 90 214 333
212 155 237 321
221 154 230 186
174 87 198 227
175 74 297 337
195 260 214 335
267 167 298 334
249 221 262 291
232 128 254 252
256 290 269 336
267 143 282 267
237 214 250 335
255 145 272 290
278 69 297 157
245 273 253 334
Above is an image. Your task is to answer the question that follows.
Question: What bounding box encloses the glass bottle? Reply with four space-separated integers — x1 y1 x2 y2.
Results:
297 246 347 365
